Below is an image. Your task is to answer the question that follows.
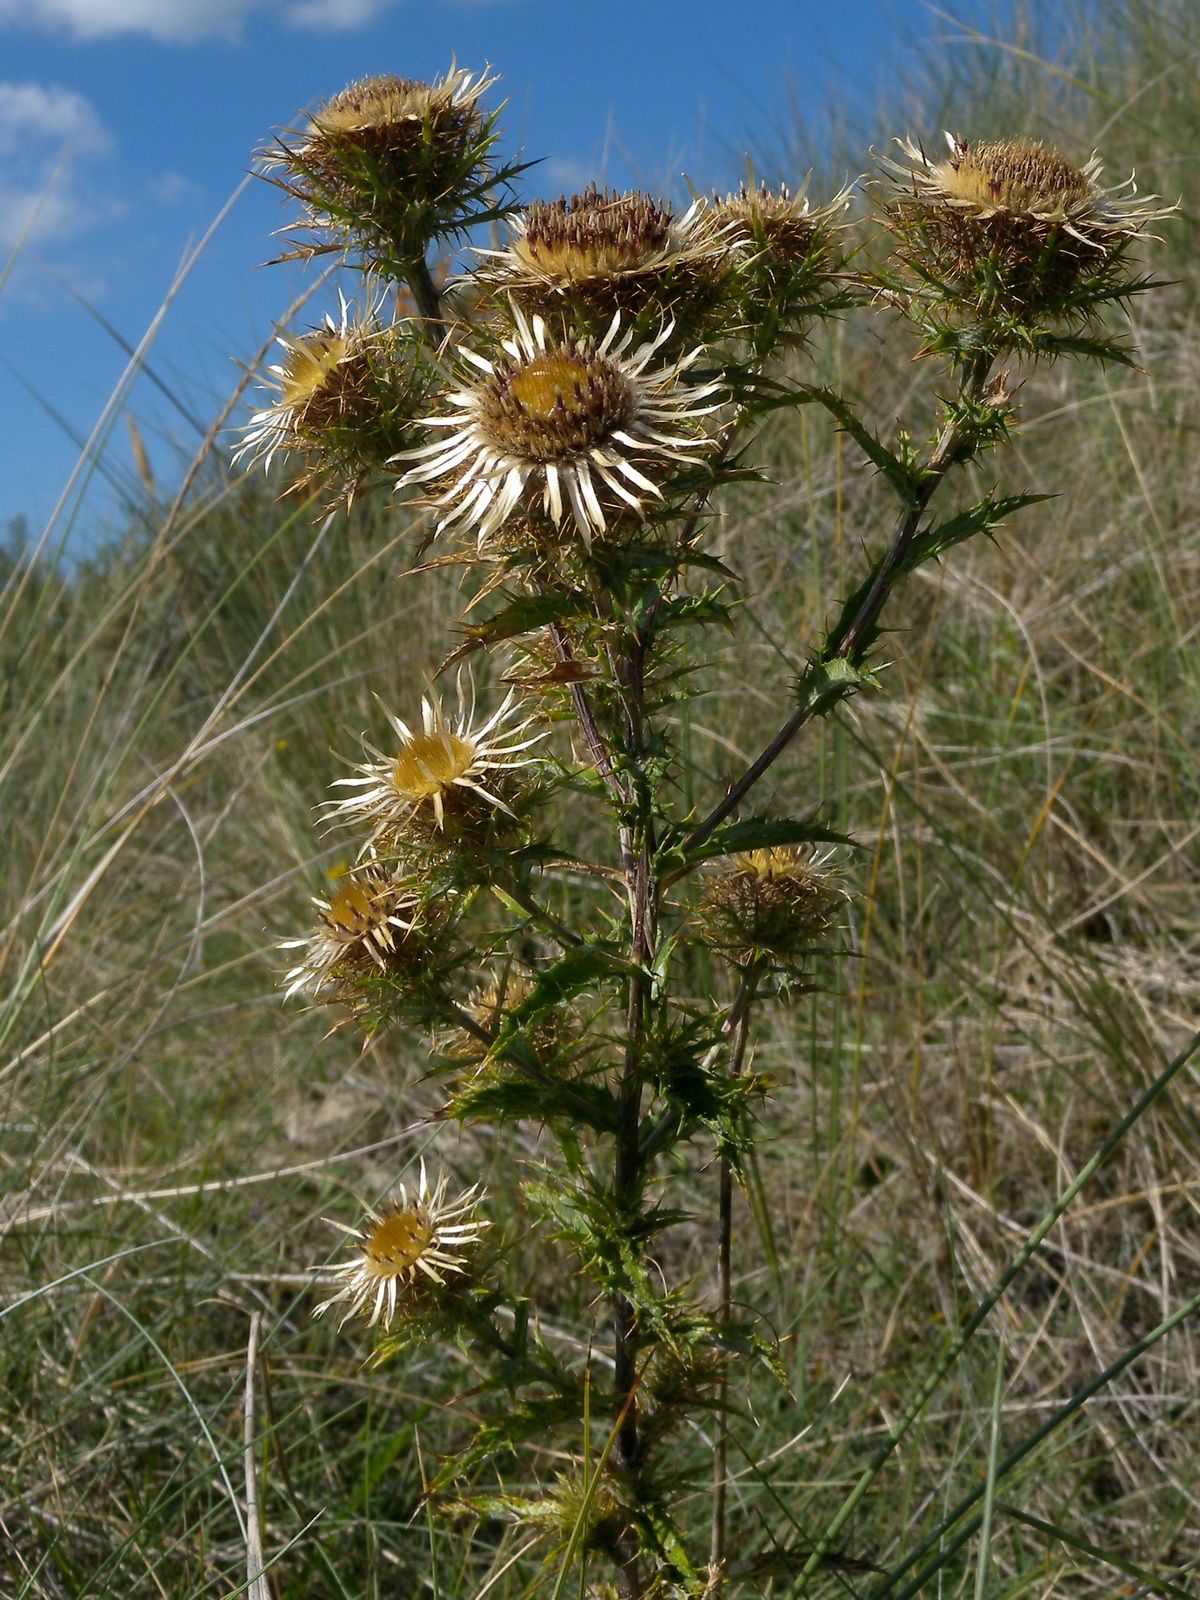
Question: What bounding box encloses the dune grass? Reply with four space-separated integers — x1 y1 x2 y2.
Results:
5 3 1200 1595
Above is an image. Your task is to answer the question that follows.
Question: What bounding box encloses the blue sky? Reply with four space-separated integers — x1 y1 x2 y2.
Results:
0 0 973 545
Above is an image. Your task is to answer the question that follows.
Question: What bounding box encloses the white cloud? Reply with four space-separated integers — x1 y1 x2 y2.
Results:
0 0 515 39
147 170 201 204
0 83 114 249
285 0 392 28
542 158 601 194
0 0 266 42
0 83 110 157
0 0 404 39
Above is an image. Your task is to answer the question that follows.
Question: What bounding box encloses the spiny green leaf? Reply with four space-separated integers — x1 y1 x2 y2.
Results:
494 946 627 1041
904 492 1051 568
678 814 854 870
445 1072 620 1130
440 589 589 670
649 592 736 633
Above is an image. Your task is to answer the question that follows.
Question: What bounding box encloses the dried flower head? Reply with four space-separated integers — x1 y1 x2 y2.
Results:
396 307 722 548
466 968 536 1025
281 864 418 1000
328 677 544 843
472 1470 627 1557
708 181 851 351
309 68 490 150
315 1162 487 1328
699 845 840 961
265 63 505 270
881 134 1168 311
476 186 737 333
712 181 843 260
236 298 430 491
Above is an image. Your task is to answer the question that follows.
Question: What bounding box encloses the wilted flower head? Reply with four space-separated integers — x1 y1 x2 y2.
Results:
281 864 418 1000
699 845 841 962
476 186 737 333
881 134 1168 313
265 63 503 270
315 1161 488 1328
396 307 723 548
712 180 846 261
236 297 431 491
328 676 544 842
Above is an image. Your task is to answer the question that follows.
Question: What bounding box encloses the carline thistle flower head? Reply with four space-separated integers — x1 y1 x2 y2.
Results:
395 307 723 548
328 676 544 843
880 134 1169 305
314 1161 488 1329
235 296 426 490
475 185 738 329
889 134 1156 235
700 845 842 962
710 180 847 261
271 63 496 222
306 65 493 153
280 864 418 1001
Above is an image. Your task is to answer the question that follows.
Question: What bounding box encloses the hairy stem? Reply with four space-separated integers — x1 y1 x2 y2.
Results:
612 620 658 1600
710 972 760 1589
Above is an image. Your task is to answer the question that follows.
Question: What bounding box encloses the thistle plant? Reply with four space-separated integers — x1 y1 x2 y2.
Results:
248 76 1168 1599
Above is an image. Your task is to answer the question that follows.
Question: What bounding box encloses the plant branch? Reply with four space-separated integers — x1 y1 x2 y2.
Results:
405 256 444 325
682 356 994 858
494 876 583 949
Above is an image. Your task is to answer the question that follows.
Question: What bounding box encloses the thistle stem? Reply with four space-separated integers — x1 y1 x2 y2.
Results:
710 972 759 1590
683 356 995 858
405 256 443 325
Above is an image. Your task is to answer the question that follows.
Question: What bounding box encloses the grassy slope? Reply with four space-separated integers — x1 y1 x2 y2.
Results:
5 4 1200 1594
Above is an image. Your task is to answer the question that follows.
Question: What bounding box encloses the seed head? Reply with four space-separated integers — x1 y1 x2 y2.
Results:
281 864 418 1000
396 306 723 548
314 1161 488 1329
699 846 841 962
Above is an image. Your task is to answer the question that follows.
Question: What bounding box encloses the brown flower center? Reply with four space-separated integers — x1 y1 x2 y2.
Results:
362 1208 436 1275
936 139 1092 215
481 350 633 462
717 189 818 255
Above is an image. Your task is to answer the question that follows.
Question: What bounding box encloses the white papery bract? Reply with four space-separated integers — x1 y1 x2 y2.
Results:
328 676 544 841
394 308 723 548
280 865 417 1001
314 1162 488 1329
